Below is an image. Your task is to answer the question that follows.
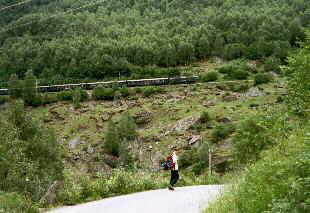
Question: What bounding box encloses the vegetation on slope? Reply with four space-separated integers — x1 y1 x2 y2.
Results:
205 31 310 213
0 0 309 80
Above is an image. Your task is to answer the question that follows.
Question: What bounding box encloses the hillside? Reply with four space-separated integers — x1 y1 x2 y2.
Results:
0 0 310 81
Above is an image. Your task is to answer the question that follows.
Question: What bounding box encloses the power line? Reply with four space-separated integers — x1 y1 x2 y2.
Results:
0 0 33 12
0 0 107 34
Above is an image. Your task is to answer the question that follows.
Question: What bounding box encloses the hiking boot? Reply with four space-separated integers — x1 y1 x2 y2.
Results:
168 185 174 191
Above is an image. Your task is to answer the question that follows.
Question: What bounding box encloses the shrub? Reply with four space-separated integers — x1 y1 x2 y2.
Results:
118 112 137 141
225 69 249 80
119 87 130 97
0 96 9 105
142 86 164 97
206 127 310 213
57 90 73 101
80 89 89 101
23 70 37 106
230 83 250 92
254 73 273 85
179 149 198 168
200 111 211 123
42 93 58 105
135 87 143 94
264 56 281 73
29 94 43 107
0 193 38 213
1 102 64 201
8 74 23 99
200 71 219 82
104 120 120 156
211 124 235 143
92 87 115 100
73 89 81 109
192 162 205 175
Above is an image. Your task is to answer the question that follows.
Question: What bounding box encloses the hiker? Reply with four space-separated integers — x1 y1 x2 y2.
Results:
168 147 179 190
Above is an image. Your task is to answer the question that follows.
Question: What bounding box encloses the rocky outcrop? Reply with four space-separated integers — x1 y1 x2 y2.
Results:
133 111 153 125
246 87 264 97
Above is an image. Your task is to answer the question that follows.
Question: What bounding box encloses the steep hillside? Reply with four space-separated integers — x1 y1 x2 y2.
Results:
0 0 309 80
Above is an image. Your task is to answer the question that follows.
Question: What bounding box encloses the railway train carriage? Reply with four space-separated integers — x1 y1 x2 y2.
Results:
0 76 199 95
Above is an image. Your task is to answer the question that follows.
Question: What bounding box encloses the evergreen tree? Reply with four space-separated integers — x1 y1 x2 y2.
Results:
23 70 37 106
118 112 137 141
8 74 23 99
104 120 121 156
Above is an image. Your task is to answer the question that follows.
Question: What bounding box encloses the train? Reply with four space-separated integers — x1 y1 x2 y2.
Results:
0 76 199 96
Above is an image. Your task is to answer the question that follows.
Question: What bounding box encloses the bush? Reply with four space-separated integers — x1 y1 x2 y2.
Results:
192 162 205 175
200 71 219 82
119 87 130 97
264 56 281 73
73 88 82 109
57 90 73 101
104 120 120 156
225 69 249 80
135 87 143 94
200 111 211 123
0 102 64 201
92 87 115 100
0 193 38 213
142 86 164 97
206 127 310 213
179 149 198 168
23 70 37 106
0 96 9 105
254 73 273 85
80 89 89 101
42 93 58 105
211 124 235 143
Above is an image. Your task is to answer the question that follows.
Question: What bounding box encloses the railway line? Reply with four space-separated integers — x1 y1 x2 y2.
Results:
0 76 199 96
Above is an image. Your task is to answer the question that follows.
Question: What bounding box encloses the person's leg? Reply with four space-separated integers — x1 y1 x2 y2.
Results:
170 170 178 186
169 170 175 190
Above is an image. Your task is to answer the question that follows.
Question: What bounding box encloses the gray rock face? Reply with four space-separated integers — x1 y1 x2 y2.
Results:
188 135 201 146
68 137 81 149
246 87 264 97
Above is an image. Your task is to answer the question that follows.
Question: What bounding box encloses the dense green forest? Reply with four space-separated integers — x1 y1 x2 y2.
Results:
0 0 310 81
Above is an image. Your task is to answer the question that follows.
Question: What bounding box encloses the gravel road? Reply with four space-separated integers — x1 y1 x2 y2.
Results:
47 185 223 213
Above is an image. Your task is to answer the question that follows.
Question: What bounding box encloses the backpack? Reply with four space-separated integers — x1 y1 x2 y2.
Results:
161 155 174 170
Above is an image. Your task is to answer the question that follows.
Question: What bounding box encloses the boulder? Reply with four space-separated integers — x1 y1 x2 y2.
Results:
222 95 238 102
133 111 153 125
171 116 200 132
246 87 264 97
68 136 81 149
188 135 201 146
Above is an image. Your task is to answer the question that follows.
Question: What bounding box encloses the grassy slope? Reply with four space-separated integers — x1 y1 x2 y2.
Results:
25 60 286 178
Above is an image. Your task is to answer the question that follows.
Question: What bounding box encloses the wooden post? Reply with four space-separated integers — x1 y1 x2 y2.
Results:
209 146 212 176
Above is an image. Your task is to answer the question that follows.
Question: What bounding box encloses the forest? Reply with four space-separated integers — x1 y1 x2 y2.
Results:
0 0 309 81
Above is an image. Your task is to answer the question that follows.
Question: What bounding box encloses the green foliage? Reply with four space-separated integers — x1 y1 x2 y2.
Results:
142 86 164 97
92 87 115 100
119 87 130 97
0 96 9 105
0 193 38 213
211 124 235 143
179 149 198 168
118 112 137 141
254 73 273 85
57 169 167 205
200 71 219 82
8 74 23 99
1 0 306 80
200 111 211 123
72 88 82 109
104 120 121 156
207 126 310 213
264 56 282 73
57 90 73 101
42 93 58 105
286 31 310 117
225 69 249 80
233 116 274 165
23 70 38 106
0 102 64 201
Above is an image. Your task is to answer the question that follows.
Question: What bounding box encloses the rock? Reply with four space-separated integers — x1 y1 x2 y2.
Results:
246 87 264 97
217 117 232 123
87 146 95 154
49 109 65 121
188 135 201 146
223 95 238 102
203 100 216 107
40 181 63 205
68 136 81 149
133 111 153 125
101 113 111 122
172 116 200 132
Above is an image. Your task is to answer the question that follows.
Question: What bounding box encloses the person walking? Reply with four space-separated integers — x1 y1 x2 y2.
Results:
168 148 179 191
